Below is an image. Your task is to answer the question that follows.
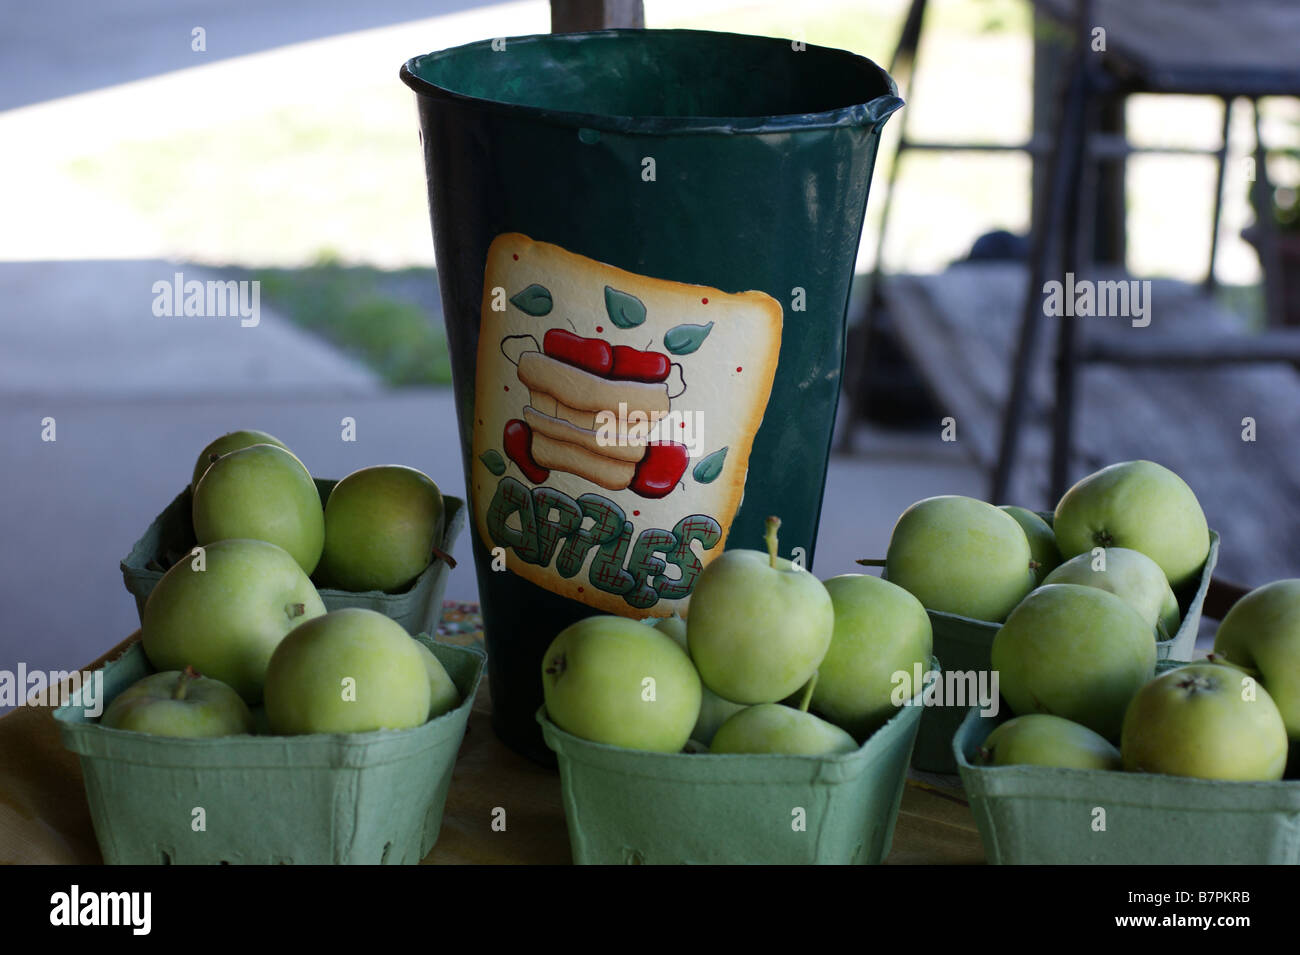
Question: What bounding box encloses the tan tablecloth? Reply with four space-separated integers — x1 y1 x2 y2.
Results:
0 607 984 865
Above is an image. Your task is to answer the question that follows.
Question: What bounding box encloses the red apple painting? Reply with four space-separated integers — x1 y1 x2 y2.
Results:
471 233 782 616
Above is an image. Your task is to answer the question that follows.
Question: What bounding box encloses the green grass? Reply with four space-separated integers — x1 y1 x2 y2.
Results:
1214 282 1266 331
254 260 452 387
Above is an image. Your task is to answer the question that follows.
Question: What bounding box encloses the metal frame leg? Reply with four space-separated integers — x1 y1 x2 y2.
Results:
990 5 1091 504
1252 99 1285 328
1204 97 1232 295
1050 78 1099 502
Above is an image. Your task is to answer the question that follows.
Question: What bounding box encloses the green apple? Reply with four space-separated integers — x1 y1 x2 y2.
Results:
999 506 1062 585
652 612 688 647
811 574 932 739
1121 663 1288 781
1053 460 1209 591
542 615 701 753
264 608 431 735
191 429 290 492
885 496 1036 622
193 443 325 575
710 703 857 756
991 583 1156 740
691 697 749 747
688 517 833 704
1213 579 1300 741
142 538 326 702
316 465 445 593
652 613 688 647
413 639 462 719
976 714 1120 770
1042 547 1180 637
652 614 745 745
101 667 253 738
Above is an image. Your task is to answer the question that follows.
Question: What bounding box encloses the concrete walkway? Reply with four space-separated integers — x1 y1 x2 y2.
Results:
0 260 379 399
0 0 486 111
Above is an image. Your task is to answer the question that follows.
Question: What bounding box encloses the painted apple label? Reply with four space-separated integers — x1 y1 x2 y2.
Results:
501 418 549 485
544 328 613 376
509 284 554 316
610 344 671 382
663 321 713 355
604 285 647 328
472 232 783 617
479 449 507 477
692 447 728 484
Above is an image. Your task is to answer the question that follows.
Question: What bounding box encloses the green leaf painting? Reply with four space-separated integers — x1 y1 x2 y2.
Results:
693 447 728 484
664 321 713 355
480 449 507 476
510 284 553 316
604 286 646 328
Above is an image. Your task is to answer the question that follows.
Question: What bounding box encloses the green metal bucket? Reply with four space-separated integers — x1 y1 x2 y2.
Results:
402 29 901 762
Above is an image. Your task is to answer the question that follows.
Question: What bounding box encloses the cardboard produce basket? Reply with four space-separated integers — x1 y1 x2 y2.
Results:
120 481 466 636
537 659 933 865
54 633 484 865
910 523 1220 774
952 679 1300 864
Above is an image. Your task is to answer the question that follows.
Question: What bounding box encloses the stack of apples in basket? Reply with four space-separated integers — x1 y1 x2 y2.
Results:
540 515 934 756
876 459 1295 781
103 429 460 738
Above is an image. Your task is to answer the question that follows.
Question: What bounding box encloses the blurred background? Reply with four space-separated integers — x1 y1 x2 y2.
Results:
3 0 1298 685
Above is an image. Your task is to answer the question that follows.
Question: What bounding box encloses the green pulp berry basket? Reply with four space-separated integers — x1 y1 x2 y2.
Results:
120 481 466 636
952 676 1300 864
54 634 484 865
909 523 1220 774
537 659 933 865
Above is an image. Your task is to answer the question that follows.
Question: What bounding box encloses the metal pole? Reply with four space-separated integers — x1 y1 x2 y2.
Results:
1204 97 1232 295
990 2 1091 503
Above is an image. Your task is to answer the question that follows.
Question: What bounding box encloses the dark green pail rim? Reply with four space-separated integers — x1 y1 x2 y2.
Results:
400 28 902 135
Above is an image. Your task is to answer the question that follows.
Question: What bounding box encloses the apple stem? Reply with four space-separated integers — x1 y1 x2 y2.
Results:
286 602 306 620
764 516 781 569
173 666 199 701
431 545 458 569
854 558 887 567
797 672 818 713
